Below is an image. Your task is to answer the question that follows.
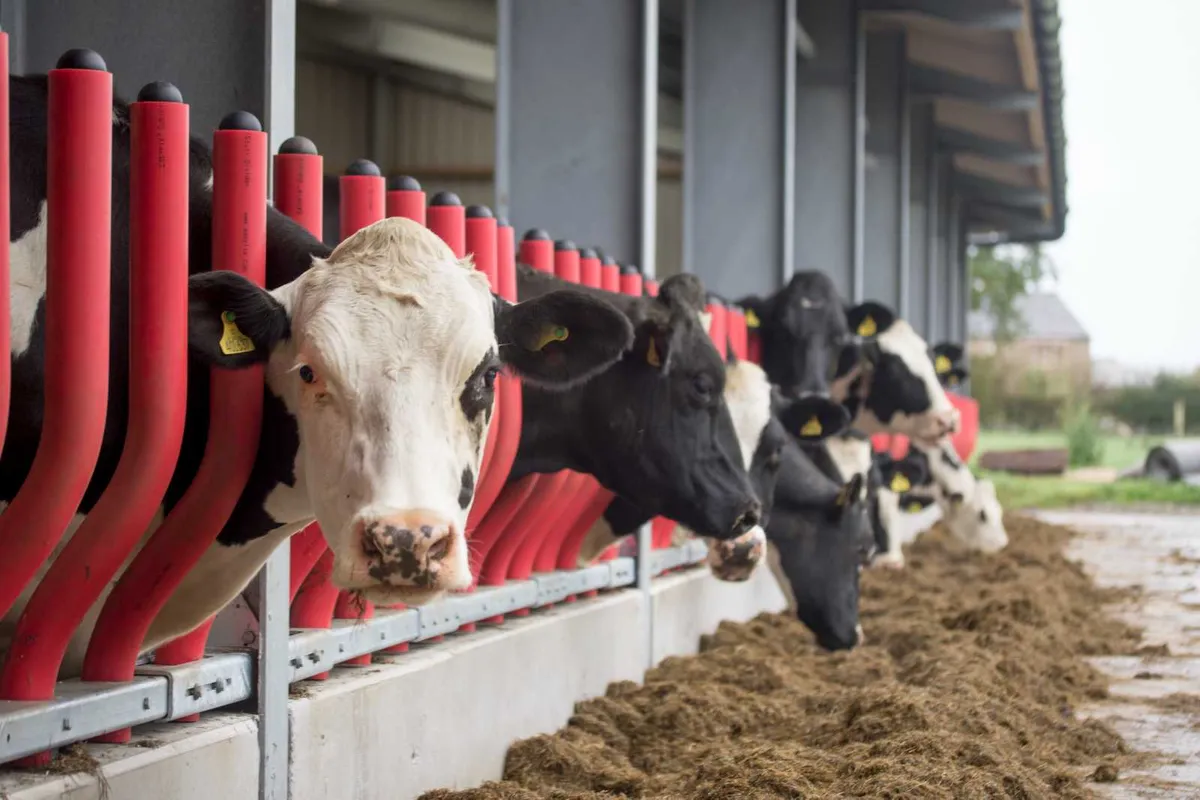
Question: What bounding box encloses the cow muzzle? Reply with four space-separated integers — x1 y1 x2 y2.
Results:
706 526 767 582
351 509 467 599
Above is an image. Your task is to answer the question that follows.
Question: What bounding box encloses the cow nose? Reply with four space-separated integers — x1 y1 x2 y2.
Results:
357 510 456 586
707 526 767 582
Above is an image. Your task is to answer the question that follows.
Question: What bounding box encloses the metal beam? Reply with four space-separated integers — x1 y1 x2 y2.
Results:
852 4 867 302
859 0 1024 31
795 12 817 59
898 34 911 318
909 64 1039 111
300 0 497 42
936 126 1043 165
956 173 1048 207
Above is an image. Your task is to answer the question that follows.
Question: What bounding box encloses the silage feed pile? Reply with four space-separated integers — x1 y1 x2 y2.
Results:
422 516 1141 799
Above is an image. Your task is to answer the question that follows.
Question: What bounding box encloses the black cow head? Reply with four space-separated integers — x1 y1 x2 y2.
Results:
769 470 869 652
523 272 761 541
738 270 851 435
931 341 969 390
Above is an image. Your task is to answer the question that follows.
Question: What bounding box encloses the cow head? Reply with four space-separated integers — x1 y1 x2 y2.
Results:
909 438 1008 553
834 301 960 441
931 342 969 390
187 217 632 605
563 273 764 541
738 270 851 435
769 471 869 651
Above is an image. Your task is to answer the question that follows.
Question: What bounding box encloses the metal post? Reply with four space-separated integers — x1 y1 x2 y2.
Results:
782 0 798 285
925 119 939 341
637 0 659 670
493 0 512 221
851 1 866 302
261 2 295 797
897 34 911 318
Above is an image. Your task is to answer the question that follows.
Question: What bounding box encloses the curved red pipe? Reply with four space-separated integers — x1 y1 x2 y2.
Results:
0 33 10 456
465 207 499 481
272 137 328 609
0 82 188 742
728 308 748 360
386 176 426 226
82 113 268 744
0 55 113 621
291 549 339 679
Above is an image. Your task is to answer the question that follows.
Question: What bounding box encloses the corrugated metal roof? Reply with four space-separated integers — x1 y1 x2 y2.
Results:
967 292 1088 341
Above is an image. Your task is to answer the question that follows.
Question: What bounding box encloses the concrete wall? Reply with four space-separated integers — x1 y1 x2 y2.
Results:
2 567 787 800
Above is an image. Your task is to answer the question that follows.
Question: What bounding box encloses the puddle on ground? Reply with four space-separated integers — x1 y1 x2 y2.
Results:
1038 510 1200 798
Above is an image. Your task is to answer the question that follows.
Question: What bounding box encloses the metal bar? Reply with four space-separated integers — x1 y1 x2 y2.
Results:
924 114 939 342
680 0 695 275
650 539 709 576
897 33 911 318
492 0 511 220
851 1 866 302
858 0 1024 30
640 0 660 278
257 548 290 800
908 64 1039 112
782 0 798 285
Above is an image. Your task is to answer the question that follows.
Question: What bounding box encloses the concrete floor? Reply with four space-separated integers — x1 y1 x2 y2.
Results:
1037 510 1200 798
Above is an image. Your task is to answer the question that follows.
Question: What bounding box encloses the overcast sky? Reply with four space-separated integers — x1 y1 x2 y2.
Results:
1045 0 1200 372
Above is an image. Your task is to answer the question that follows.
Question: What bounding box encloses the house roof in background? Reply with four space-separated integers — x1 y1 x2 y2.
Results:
968 292 1089 341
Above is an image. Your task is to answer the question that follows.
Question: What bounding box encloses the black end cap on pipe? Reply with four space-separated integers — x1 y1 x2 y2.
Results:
523 228 551 241
466 204 493 219
579 247 598 259
57 48 107 71
554 239 577 252
219 111 263 132
137 81 182 103
345 158 381 177
496 216 510 228
278 136 318 155
388 175 421 191
619 263 640 275
430 191 462 207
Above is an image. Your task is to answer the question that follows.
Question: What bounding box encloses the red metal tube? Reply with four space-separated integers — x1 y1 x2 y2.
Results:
274 136 323 239
339 159 385 242
386 175 426 225
0 32 9 456
465 221 521 531
600 253 620 293
580 250 601 288
645 278 659 298
427 191 466 257
82 110 269 742
728 307 748 360
289 525 329 603
618 264 642 296
465 205 499 482
706 300 728 358
290 549 339 680
519 228 554 272
0 79 186 764
0 50 113 620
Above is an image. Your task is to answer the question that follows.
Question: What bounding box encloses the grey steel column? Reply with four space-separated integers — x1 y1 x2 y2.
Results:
1 0 26 73
782 0 798 286
851 5 866 302
497 0 653 268
794 0 858 299
925 146 941 343
908 100 930 335
683 0 792 298
942 187 959 343
959 208 971 351
897 35 911 319
862 29 903 308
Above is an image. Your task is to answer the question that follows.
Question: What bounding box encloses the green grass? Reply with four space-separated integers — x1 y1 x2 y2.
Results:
987 473 1200 510
973 429 1160 472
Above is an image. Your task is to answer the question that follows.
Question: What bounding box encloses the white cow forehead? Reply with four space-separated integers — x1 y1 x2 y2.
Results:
825 435 871 484
877 320 945 392
724 359 772 466
291 217 495 380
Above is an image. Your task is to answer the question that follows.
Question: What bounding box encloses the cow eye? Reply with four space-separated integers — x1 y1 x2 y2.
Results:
483 366 500 390
299 365 316 384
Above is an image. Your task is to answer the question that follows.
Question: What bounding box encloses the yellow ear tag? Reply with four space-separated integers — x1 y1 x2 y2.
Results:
647 337 662 368
219 311 255 356
935 354 951 374
532 324 569 351
907 501 923 513
890 473 911 493
745 309 761 329
857 315 877 337
799 415 823 438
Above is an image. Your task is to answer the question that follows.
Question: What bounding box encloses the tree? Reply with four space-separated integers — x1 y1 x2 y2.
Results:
968 243 1058 344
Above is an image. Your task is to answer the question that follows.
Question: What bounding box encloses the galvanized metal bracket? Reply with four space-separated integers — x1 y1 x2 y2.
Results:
133 650 255 720
649 539 708 577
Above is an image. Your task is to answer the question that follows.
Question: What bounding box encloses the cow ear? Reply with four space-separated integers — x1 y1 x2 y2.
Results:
738 294 770 332
656 273 708 316
494 289 634 390
631 316 677 373
931 342 964 363
828 473 864 520
776 395 850 442
846 301 896 339
188 271 290 368
899 493 934 513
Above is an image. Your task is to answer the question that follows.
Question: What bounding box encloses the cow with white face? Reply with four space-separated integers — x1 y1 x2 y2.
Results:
832 302 961 441
1 73 633 674
904 440 1008 554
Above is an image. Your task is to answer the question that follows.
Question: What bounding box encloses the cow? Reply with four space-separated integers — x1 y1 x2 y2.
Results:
905 439 1008 553
867 449 936 568
931 341 969 390
514 267 846 556
1 72 633 676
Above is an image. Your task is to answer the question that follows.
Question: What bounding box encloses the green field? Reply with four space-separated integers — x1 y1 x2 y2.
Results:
972 428 1200 510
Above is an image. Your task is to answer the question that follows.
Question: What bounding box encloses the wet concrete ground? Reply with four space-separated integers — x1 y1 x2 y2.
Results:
1036 510 1200 798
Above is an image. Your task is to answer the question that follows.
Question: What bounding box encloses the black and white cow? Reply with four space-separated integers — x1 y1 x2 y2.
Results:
903 439 1007 553
931 342 969 390
864 449 934 568
1 73 632 675
515 268 847 556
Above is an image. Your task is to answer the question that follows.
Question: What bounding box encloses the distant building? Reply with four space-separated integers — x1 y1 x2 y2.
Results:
968 293 1091 397
1091 358 1157 389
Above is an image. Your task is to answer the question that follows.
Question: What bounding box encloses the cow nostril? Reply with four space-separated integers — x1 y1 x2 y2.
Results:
361 522 382 559
426 534 451 564
732 509 760 536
